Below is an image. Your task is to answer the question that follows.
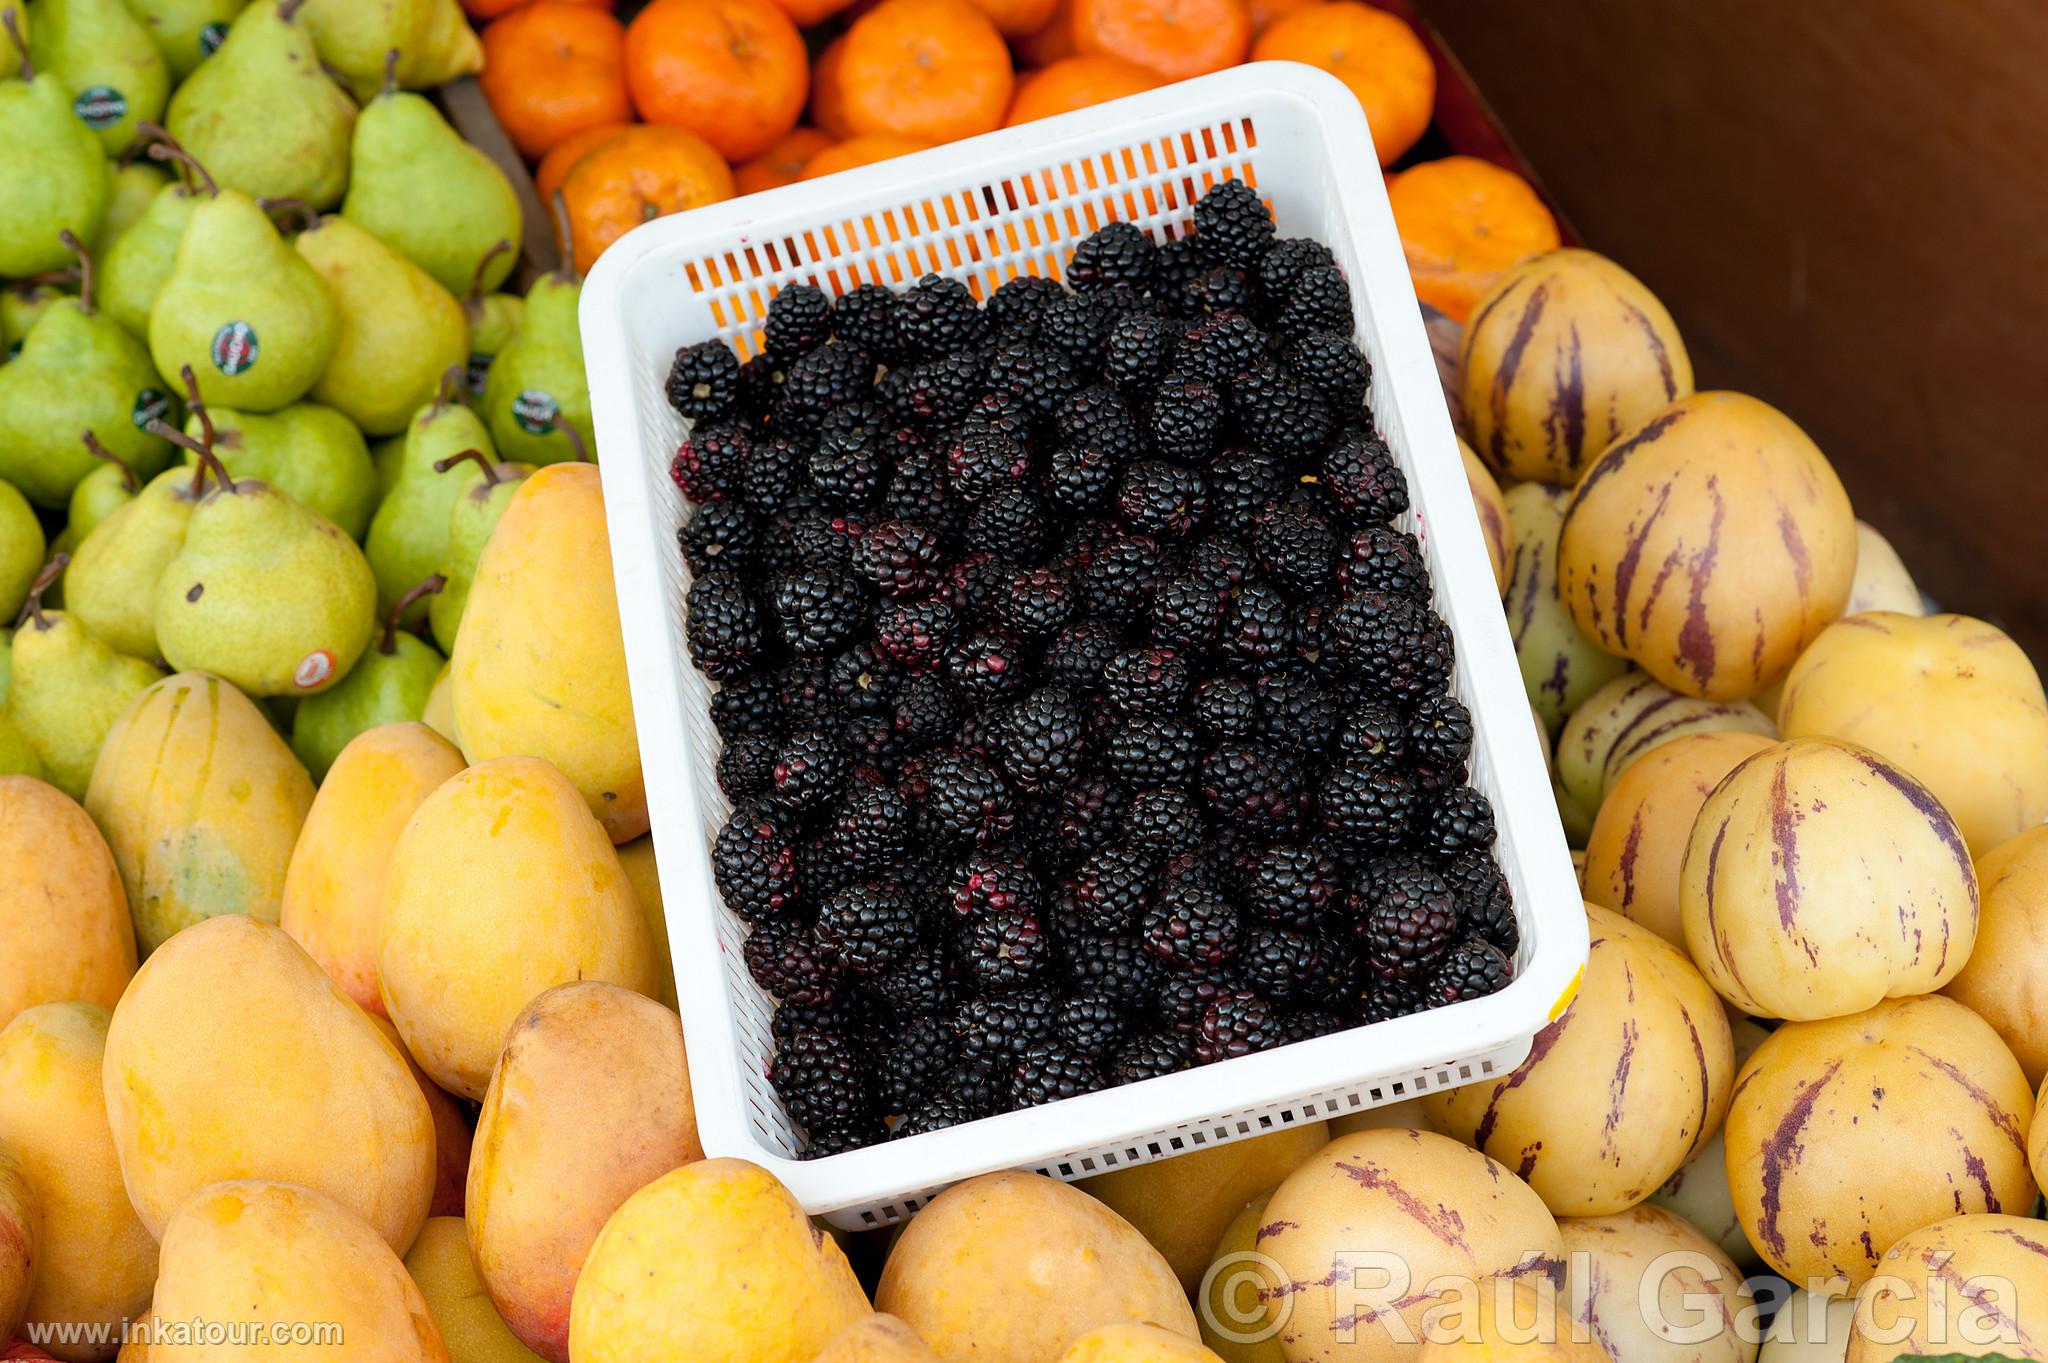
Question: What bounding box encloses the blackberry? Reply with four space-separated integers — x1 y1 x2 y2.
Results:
891 675 959 753
712 811 802 921
1122 786 1206 854
1140 869 1239 968
996 686 1087 792
882 448 956 530
1252 496 1337 597
1010 1043 1100 1107
670 421 751 504
938 1060 1010 1117
796 832 860 904
1205 450 1290 538
934 551 1010 619
1062 932 1164 1011
1103 717 1200 789
737 351 789 417
1199 741 1307 837
997 567 1078 640
1075 534 1163 625
1103 311 1177 391
1220 581 1295 670
876 598 957 672
1154 233 1208 301
1053 384 1141 452
1258 238 1336 304
1239 844 1341 930
1068 221 1159 293
919 751 1016 847
986 341 1081 417
679 500 757 576
1055 995 1128 1055
684 574 764 681
948 423 1033 502
1194 991 1283 1063
1432 938 1513 1004
815 882 921 976
1285 332 1371 414
1279 1010 1346 1044
666 339 741 421
1116 460 1207 538
1256 672 1337 754
1192 180 1275 269
870 947 957 1019
945 626 1032 705
1042 617 1122 692
765 726 850 812
742 921 842 1006
774 990 885 1050
1359 857 1458 980
826 781 914 871
711 673 786 740
899 274 984 358
1274 264 1353 340
1329 591 1454 702
1175 313 1267 384
1108 1029 1195 1083
952 989 1059 1064
1186 263 1256 315
1358 975 1429 1023
950 850 1043 919
1192 675 1260 737
1102 647 1191 717
1158 967 1247 1034
763 282 834 360
1336 526 1427 599
764 503 857 574
873 1014 956 1114
892 1096 979 1137
1049 442 1124 513
1037 293 1111 373
986 273 1065 335
717 733 779 803
880 349 986 427
1409 693 1473 781
776 656 842 728
1058 847 1155 933
771 1027 873 1138
850 518 946 599
1148 373 1223 462
1239 927 1327 1006
1441 850 1517 953
832 283 904 361
769 568 868 657
1146 574 1225 654
1303 939 1366 1012
780 339 873 418
1321 428 1409 524
968 488 1050 562
1048 778 1128 864
1319 762 1418 855
1333 703 1410 770
1234 360 1334 457
810 402 895 507
742 432 806 510
1424 786 1496 858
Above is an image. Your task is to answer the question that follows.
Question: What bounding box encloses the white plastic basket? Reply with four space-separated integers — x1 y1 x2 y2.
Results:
583 62 1587 1230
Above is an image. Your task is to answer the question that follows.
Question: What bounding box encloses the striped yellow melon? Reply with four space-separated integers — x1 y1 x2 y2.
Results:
1460 248 1693 485
1559 392 1856 701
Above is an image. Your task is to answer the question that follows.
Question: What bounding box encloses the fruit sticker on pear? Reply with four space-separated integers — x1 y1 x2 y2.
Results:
200 23 229 57
294 650 337 691
131 389 170 431
512 390 560 437
72 88 129 131
210 321 259 376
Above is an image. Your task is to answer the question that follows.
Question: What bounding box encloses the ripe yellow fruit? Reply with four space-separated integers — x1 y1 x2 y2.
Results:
1557 1205 1755 1363
1843 1214 2048 1363
0 775 135 1029
1942 825 2048 1087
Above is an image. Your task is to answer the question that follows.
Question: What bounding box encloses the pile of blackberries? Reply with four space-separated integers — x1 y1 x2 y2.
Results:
671 179 1516 1156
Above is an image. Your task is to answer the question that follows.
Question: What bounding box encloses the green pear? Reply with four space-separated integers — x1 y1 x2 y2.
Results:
295 0 429 96
0 238 174 506
290 571 442 778
10 554 164 796
0 0 22 68
65 429 212 657
0 705 42 776
0 626 11 700
163 0 355 209
481 273 591 466
0 16 109 277
365 377 489 626
370 430 404 498
296 214 468 438
94 157 168 255
52 432 142 554
459 237 521 402
99 129 216 339
395 0 479 90
427 447 529 653
120 0 249 79
27 0 170 153
148 188 339 411
185 400 375 539
342 82 520 298
152 427 376 696
1 282 66 360
0 476 44 620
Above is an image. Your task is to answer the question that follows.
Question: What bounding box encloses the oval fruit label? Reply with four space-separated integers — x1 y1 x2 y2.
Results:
210 322 259 376
132 388 169 430
511 388 559 436
467 353 494 397
199 22 229 56
72 86 127 129
292 650 336 691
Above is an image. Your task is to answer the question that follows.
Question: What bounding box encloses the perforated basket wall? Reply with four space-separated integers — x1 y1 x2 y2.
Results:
583 63 1587 1228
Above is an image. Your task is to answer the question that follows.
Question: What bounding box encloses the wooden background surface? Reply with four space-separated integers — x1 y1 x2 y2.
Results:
1414 0 2048 658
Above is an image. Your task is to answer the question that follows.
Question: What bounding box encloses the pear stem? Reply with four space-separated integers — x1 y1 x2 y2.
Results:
547 195 576 278
382 576 445 654
551 414 591 463
137 122 218 198
16 555 66 633
4 10 32 82
433 448 501 484
276 0 307 20
80 430 142 494
149 421 237 497
57 231 93 316
177 363 216 461
11 270 77 291
382 48 400 97
431 364 466 416
466 239 513 306
258 197 321 235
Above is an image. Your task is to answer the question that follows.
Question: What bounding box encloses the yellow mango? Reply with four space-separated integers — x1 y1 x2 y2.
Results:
450 463 644 843
815 1318 945 1363
1942 826 2048 1087
422 661 459 747
878 1171 1195 1363
1060 1326 1227 1363
102 915 436 1254
280 723 464 1015
1778 611 2048 855
379 757 657 1100
615 837 676 1007
1726 995 2035 1290
1680 738 1977 1021
468 982 702 1363
568 1158 871 1363
1845 1214 2048 1363
152 1181 448 1363
370 1016 472 1221
1559 392 1856 702
0 776 135 1028
404 1218 546 1363
1082 1123 1330 1293
1426 907 1734 1217
0 1138 38 1347
85 673 315 955
1558 1205 1755 1363
0 1004 156 1363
